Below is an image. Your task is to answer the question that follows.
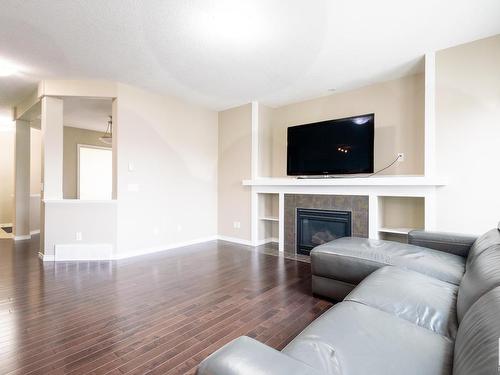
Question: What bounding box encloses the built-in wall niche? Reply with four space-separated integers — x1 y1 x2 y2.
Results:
257 193 279 244
378 196 425 243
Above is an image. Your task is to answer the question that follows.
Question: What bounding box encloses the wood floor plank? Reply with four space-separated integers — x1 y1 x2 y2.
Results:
0 236 332 374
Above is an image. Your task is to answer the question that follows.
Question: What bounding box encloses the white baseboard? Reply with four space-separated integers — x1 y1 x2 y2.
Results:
216 235 253 246
39 252 55 261
256 237 279 246
114 235 218 260
14 234 31 241
55 243 113 261
30 229 40 235
40 236 219 262
38 234 275 262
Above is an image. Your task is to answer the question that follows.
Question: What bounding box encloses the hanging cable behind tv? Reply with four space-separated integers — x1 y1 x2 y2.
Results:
297 154 402 179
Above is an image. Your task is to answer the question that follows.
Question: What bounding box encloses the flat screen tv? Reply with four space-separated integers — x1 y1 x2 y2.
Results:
287 114 374 176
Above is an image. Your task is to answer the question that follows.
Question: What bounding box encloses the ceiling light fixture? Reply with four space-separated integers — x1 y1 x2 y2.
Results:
0 59 19 77
99 115 113 144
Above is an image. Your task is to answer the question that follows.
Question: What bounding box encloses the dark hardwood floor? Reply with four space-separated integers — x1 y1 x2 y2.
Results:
0 236 332 374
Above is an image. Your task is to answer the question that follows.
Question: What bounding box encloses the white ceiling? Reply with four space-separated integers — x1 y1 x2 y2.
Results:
63 97 112 132
0 0 499 117
17 97 112 132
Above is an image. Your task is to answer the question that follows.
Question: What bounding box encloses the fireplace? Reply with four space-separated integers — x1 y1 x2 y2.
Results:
296 208 352 255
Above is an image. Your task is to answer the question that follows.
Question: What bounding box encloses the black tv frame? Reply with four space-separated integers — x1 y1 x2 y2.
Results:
286 113 375 176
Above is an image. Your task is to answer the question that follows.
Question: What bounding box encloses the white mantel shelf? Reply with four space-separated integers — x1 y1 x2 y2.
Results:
243 175 447 187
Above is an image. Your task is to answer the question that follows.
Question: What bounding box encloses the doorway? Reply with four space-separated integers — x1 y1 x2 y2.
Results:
77 145 112 200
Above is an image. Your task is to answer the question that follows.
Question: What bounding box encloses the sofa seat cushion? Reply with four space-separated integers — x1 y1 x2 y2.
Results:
282 301 454 375
345 266 459 339
311 237 465 286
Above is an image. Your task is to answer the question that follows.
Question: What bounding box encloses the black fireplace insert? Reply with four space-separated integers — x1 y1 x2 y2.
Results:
296 208 352 255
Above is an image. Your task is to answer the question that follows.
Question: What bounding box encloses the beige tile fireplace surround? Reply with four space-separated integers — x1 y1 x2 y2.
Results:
284 194 369 254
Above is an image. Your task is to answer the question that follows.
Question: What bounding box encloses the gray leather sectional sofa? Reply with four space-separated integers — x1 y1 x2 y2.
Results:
197 225 500 375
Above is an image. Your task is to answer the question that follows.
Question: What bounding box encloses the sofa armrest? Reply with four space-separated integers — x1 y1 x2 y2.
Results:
197 336 322 375
408 230 477 257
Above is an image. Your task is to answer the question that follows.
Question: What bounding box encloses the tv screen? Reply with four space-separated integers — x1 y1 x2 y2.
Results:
287 114 374 176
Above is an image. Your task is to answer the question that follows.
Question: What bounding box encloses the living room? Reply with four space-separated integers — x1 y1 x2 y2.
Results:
0 1 499 374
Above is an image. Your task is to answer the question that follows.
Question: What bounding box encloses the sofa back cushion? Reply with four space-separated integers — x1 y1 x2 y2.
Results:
466 227 500 267
457 245 500 322
453 287 500 375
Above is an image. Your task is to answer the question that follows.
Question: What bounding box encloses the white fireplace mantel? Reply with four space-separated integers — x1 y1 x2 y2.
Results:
243 175 447 187
243 175 447 252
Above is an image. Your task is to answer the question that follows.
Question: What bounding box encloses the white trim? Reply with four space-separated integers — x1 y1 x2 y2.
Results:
424 52 436 177
378 227 419 235
43 199 117 204
55 243 113 261
368 194 379 239
278 192 285 252
259 216 279 222
256 237 279 246
250 102 259 246
38 235 277 262
114 236 218 260
39 252 55 261
0 223 12 227
217 235 253 246
30 193 41 198
243 176 446 187
14 235 31 241
40 235 219 261
251 101 259 179
30 229 40 235
250 191 258 246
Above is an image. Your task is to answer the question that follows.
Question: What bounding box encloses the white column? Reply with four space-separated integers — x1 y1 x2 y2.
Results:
40 96 63 256
368 194 379 239
278 192 285 252
251 101 259 179
250 102 259 245
13 120 31 240
424 52 436 177
40 97 64 200
111 98 118 200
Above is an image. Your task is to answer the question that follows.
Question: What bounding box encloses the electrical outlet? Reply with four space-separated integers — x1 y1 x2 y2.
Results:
233 221 241 229
76 232 82 241
397 153 405 162
177 225 183 232
153 226 159 235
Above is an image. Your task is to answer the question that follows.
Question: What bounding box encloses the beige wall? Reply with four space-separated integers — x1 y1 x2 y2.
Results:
435 35 500 234
115 83 218 255
0 130 14 223
63 126 111 199
218 104 252 241
43 201 116 256
0 127 41 228
270 74 425 176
